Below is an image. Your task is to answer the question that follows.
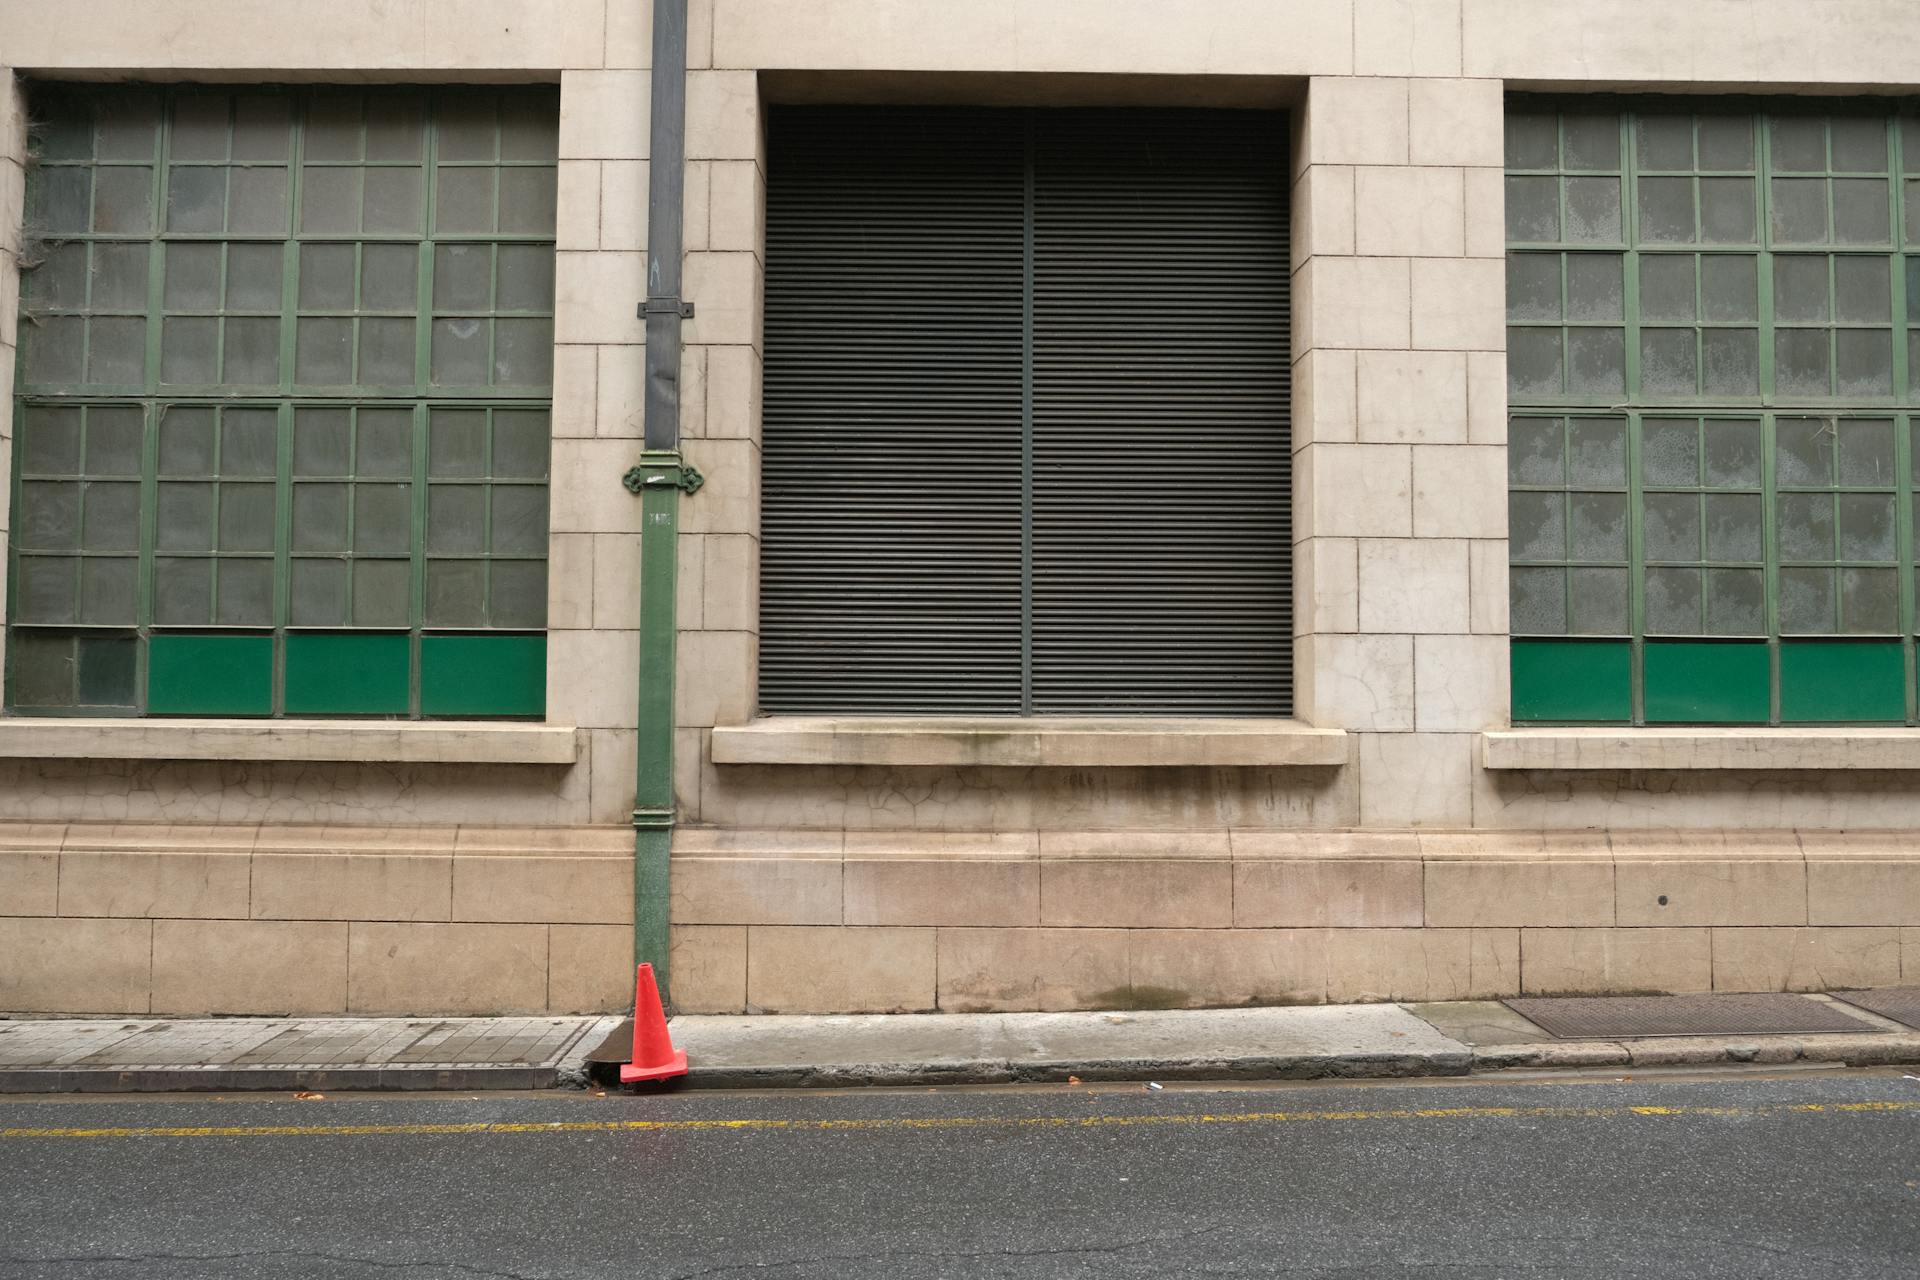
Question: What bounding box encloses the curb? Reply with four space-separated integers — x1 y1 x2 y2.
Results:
0 1066 560 1094
1475 1033 1920 1073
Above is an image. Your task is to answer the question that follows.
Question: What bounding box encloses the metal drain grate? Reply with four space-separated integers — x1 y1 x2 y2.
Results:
1830 988 1920 1031
1503 993 1883 1039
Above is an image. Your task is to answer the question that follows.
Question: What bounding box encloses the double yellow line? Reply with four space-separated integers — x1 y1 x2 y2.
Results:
4 1099 1916 1141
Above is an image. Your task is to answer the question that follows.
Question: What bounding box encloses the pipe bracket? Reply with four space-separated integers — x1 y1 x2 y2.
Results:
622 460 705 496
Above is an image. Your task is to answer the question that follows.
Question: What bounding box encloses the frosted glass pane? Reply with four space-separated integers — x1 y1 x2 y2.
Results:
92 167 153 235
429 411 487 477
1906 182 1920 246
1568 417 1628 485
293 408 352 476
1701 329 1760 397
365 95 426 162
436 95 497 162
1637 177 1695 244
290 558 348 626
227 166 288 235
497 167 557 235
1508 418 1564 485
222 316 281 384
1775 329 1832 396
1640 328 1697 395
1699 178 1757 243
1842 567 1900 633
496 244 555 310
1771 179 1830 244
95 91 159 161
1637 255 1694 322
218 483 276 553
1779 567 1836 633
28 242 87 308
81 481 139 551
304 93 364 162
1644 492 1701 561
231 95 292 162
160 317 219 384
360 244 418 312
354 483 413 555
361 167 423 235
79 557 136 623
1835 329 1892 397
1777 492 1835 561
164 243 222 311
1569 492 1627 561
24 317 85 385
1706 569 1765 635
434 168 495 234
166 166 225 233
1564 254 1622 320
1838 493 1897 561
1505 177 1558 242
425 559 487 626
1704 493 1764 562
295 318 354 385
491 411 549 479
427 484 486 553
215 557 274 625
1636 114 1693 169
489 487 548 556
86 317 146 385
157 482 213 551
1508 492 1565 561
292 483 349 554
1568 567 1629 634
499 103 557 163
1833 256 1891 322
8 634 72 707
80 406 139 470
1506 328 1562 395
1831 117 1889 171
32 168 91 235
1773 256 1830 323
170 94 229 161
1565 328 1625 395
299 243 356 310
433 243 491 310
1505 113 1558 169
1564 177 1622 243
1701 255 1758 322
492 318 553 387
1644 567 1701 634
1509 566 1566 635
15 558 77 623
489 560 548 629
1563 114 1619 170
358 317 417 387
19 482 80 549
1833 178 1890 244
220 410 278 476
430 318 489 386
1775 418 1833 487
352 559 412 627
1771 117 1827 172
1839 419 1897 485
153 557 213 625
91 242 150 311
357 410 415 478
300 167 361 234
20 408 83 475
158 409 215 475
1642 419 1698 487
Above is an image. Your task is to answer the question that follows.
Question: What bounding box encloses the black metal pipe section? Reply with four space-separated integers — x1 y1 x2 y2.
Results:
643 0 689 452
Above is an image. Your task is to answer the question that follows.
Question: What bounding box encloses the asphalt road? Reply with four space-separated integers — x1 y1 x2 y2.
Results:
3 1070 1920 1278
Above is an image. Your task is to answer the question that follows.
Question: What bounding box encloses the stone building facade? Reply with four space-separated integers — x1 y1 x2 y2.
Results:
5 0 1920 1017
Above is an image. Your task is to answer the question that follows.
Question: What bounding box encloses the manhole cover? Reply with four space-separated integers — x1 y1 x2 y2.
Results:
1503 993 1882 1039
1831 988 1920 1031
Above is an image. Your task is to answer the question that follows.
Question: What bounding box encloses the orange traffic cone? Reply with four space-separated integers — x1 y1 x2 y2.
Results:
620 962 689 1084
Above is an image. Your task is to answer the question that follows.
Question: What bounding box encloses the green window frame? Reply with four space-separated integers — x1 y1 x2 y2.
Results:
1508 99 1920 725
8 84 557 718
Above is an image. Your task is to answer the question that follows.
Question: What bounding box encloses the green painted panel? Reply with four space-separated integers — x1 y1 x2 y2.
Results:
1510 640 1632 723
284 632 410 715
147 633 273 716
1780 641 1907 722
420 633 545 717
1643 641 1770 724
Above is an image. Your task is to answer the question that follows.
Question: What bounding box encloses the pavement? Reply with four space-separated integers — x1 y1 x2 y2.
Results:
9 990 1920 1093
5 1071 1920 1276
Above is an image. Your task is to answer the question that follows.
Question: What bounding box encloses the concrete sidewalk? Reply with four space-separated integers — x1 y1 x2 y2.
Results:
11 994 1920 1093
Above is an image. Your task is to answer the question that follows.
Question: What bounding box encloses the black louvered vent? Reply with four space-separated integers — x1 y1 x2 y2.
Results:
760 106 1290 716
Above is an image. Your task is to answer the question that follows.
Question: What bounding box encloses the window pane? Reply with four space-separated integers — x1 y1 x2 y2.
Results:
354 483 413 555
1705 569 1765 635
1508 492 1565 561
157 482 215 551
92 243 151 311
1771 178 1829 244
19 483 81 550
1638 254 1695 322
86 317 146 384
1699 177 1757 242
489 487 548 556
216 558 275 626
1835 329 1892 397
1842 567 1900 633
492 317 553 387
427 485 487 553
86 408 145 475
301 167 362 234
1565 328 1625 394
1838 419 1897 485
1704 493 1764 562
434 168 496 234
159 409 216 474
228 167 289 235
358 410 416 478
1562 114 1620 170
496 243 556 311
1771 117 1827 172
1831 117 1888 171
1567 418 1628 485
1563 177 1622 243
352 559 413 627
1775 329 1831 396
81 481 139 551
218 484 277 552
1505 176 1558 242
1779 567 1837 633
1642 419 1699 486
488 560 548 628
1700 117 1755 169
153 557 213 624
221 411 279 475
362 167 424 234
1640 329 1697 394
1568 567 1629 633
358 317 417 387
497 167 557 235
1506 113 1558 170
79 557 137 623
296 317 354 385
433 243 491 310
1644 567 1701 634
1508 418 1564 485
1636 114 1693 169
294 408 353 475
492 411 550 478
1637 176 1694 244
1509 566 1566 634
1777 492 1835 561
292 483 349 553
299 243 356 310
429 411 487 476
1569 492 1627 561
430 317 490 385
166 166 226 233
425 559 487 626
1701 329 1760 396
21 408 83 474
1701 255 1758 322
290 558 349 626
1506 253 1560 321
1776 418 1833 486
1643 492 1700 561
1833 178 1890 244
1833 256 1890 322
1837 493 1897 561
1507 328 1562 395
360 244 418 312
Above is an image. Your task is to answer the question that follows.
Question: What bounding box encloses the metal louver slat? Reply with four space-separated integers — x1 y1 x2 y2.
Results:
760 106 1291 717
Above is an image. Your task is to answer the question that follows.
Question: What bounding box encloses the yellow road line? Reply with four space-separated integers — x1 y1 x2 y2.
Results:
4 1099 1917 1141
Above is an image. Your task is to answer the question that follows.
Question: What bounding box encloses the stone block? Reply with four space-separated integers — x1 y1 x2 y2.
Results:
548 924 633 1013
1462 166 1505 258
686 71 760 160
1301 256 1411 350
1355 167 1464 257
1413 633 1508 731
603 0 656 67
595 344 646 438
0 848 57 915
1465 350 1507 442
1326 926 1515 1002
1356 350 1468 444
1036 831 1223 860
1410 257 1505 351
1359 732 1476 826
452 855 631 925
1616 858 1808 927
550 345 598 440
347 922 549 1015
1305 444 1412 539
703 344 761 441
670 924 748 1014
674 628 754 727
545 533 594 629
708 160 763 254
58 849 250 920
1808 859 1920 926
1300 632 1415 731
1039 859 1233 928
251 852 451 922
746 926 935 1013
1295 347 1358 448
1468 539 1509 633
678 438 759 536
559 70 651 160
151 920 348 1015
1292 164 1354 267
1355 0 1464 76
599 159 650 251
1426 857 1615 926
1413 446 1506 537
1407 78 1503 167
1129 929 1328 1007
554 159 601 251
546 628 640 730
1297 537 1360 634
1711 926 1901 993
701 533 758 632
844 859 1040 927
935 926 1131 1013
682 251 761 348
589 729 638 825
1358 537 1469 632
669 855 841 925
1521 927 1713 995
1235 857 1424 927
1305 77 1409 166
0 916 150 1014
555 250 647 344
591 532 642 631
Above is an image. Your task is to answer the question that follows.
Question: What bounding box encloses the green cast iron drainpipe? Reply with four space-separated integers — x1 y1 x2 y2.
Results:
621 0 697 1005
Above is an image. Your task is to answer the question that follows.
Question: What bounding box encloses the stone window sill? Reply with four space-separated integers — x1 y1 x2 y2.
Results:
0 718 581 765
710 717 1348 768
1483 727 1920 771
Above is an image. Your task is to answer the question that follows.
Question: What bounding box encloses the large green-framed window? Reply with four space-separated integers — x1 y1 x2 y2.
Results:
1507 98 1920 725
9 85 555 717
